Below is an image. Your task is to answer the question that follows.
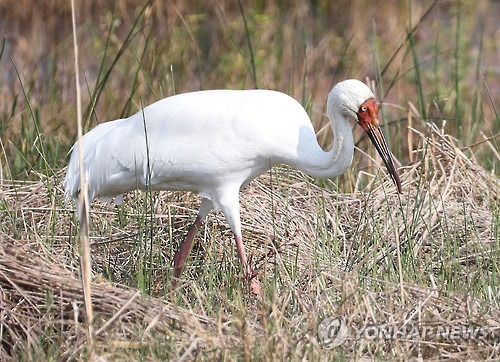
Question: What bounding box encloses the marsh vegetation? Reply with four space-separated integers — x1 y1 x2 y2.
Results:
0 0 498 359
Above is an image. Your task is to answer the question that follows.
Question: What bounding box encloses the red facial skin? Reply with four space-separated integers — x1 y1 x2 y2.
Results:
356 98 380 130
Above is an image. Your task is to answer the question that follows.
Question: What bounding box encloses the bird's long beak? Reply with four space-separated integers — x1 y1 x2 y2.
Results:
363 122 402 193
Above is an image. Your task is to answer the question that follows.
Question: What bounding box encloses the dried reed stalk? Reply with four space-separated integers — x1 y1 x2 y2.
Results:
70 0 94 355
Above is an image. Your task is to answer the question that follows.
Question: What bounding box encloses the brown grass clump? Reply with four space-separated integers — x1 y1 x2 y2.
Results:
1 116 498 359
0 237 237 360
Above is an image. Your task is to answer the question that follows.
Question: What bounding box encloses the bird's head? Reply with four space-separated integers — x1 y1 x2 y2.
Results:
328 79 402 193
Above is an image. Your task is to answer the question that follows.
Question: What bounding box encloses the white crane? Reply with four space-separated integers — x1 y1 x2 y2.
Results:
65 79 402 294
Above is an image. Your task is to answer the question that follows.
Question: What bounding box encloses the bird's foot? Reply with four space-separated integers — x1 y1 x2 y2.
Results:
170 276 180 292
249 277 261 295
246 267 260 295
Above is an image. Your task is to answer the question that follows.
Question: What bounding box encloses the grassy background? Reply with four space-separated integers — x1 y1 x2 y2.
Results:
0 0 499 360
1 0 498 180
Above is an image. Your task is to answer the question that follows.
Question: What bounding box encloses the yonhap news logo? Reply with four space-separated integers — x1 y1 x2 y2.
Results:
317 316 498 349
317 317 349 348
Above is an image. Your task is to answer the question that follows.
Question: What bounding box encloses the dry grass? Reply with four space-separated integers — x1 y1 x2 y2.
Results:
0 0 498 359
1 117 498 359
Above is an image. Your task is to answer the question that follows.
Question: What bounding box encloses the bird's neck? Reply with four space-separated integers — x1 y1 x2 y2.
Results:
298 110 354 179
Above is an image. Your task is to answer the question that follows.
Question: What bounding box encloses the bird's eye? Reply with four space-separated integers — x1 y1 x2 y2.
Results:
361 106 367 112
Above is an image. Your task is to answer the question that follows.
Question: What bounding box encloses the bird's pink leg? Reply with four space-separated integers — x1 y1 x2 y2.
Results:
218 192 260 295
172 218 203 282
171 199 213 290
234 235 261 295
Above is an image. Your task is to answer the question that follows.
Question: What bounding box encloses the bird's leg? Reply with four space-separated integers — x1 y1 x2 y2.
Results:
219 192 260 295
234 234 261 295
171 198 213 290
172 217 203 281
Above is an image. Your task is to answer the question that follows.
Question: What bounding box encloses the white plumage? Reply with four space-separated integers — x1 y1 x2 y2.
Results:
64 79 401 294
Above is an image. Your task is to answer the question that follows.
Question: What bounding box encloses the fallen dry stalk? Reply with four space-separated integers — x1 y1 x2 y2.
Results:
0 236 232 359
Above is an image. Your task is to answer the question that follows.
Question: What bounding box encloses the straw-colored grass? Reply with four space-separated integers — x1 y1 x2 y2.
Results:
1 119 498 359
0 0 498 359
